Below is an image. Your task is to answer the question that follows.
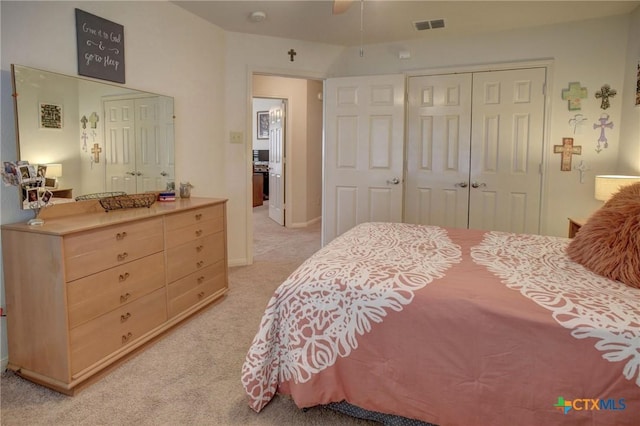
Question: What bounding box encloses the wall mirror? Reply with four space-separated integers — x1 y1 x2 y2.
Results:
11 64 175 210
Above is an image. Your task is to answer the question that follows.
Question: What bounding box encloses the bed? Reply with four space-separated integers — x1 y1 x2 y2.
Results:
242 188 640 426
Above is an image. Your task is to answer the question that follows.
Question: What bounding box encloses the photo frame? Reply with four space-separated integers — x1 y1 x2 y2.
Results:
39 102 63 129
257 111 269 140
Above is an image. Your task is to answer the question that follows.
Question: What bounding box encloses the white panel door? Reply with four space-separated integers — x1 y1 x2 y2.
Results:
469 68 546 233
135 97 172 192
405 73 473 227
104 99 136 193
268 103 285 226
323 74 405 245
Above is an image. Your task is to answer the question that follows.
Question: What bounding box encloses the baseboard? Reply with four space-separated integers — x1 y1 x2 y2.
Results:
228 257 248 267
289 215 321 229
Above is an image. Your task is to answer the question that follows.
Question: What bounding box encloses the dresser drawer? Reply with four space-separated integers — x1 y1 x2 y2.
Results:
164 204 223 232
64 218 164 281
67 252 166 329
70 288 167 375
167 261 227 317
166 232 225 283
165 217 223 249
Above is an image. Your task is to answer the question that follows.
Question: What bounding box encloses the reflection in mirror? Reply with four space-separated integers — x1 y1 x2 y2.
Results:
11 64 175 210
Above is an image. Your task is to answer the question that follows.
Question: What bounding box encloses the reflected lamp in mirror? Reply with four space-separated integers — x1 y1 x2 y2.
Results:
45 163 62 188
594 175 640 202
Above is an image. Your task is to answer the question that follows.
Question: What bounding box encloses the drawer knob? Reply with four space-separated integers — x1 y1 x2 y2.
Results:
197 291 205 299
196 261 204 268
120 312 131 322
197 276 205 284
195 213 203 220
196 245 204 252
121 332 133 344
117 252 129 261
118 272 130 282
195 229 203 237
116 231 128 241
120 293 131 303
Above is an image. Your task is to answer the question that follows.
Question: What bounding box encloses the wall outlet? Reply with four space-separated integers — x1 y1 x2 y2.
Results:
230 131 244 144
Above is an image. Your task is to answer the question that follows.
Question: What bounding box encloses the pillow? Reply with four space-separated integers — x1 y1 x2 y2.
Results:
566 182 640 289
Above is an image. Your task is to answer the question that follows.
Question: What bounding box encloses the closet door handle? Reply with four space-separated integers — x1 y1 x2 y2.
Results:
471 182 487 188
386 177 400 185
455 182 468 188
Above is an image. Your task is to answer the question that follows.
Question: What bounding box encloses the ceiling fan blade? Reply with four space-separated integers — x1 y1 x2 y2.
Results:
332 0 354 15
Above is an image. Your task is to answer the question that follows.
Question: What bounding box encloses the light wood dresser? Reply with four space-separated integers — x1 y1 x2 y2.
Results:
1 197 228 394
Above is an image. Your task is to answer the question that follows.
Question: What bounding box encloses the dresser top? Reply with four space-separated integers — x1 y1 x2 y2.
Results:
1 197 227 236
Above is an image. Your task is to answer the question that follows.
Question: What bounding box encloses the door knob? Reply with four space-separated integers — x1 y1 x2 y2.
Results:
471 182 486 188
386 177 400 185
455 182 468 188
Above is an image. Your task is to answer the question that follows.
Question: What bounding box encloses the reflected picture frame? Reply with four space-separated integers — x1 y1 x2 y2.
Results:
39 102 63 129
257 111 269 139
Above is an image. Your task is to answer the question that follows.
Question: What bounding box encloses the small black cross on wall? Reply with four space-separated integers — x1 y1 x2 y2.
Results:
288 49 297 62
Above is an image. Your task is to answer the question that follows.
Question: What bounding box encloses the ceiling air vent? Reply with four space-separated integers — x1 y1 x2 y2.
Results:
413 19 445 31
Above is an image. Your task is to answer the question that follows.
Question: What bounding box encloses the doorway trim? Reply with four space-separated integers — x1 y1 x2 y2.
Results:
245 66 327 265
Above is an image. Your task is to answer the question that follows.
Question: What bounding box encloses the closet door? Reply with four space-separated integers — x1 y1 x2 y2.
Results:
405 67 546 234
405 73 472 227
105 99 137 193
469 68 546 234
323 74 405 245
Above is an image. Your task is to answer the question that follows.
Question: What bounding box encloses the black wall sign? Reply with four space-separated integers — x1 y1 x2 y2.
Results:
75 9 125 84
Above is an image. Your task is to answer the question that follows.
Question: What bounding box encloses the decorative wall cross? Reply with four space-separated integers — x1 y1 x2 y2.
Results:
573 160 589 184
89 111 100 128
81 132 89 151
568 113 588 134
593 113 613 152
595 84 616 109
91 143 102 163
561 82 588 111
553 137 582 171
80 115 88 129
288 49 297 62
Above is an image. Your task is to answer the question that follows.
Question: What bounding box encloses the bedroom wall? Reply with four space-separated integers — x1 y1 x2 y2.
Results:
326 14 632 237
0 0 226 370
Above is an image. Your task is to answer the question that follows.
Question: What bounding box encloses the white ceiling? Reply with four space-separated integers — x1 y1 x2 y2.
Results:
171 0 640 47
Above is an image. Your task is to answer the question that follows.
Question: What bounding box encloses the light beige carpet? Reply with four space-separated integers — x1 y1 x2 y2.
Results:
0 203 374 425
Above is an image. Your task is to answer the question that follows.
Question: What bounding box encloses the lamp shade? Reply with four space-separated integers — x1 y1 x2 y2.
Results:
594 175 640 201
45 163 62 178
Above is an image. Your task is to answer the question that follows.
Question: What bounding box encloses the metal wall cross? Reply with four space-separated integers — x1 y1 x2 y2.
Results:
595 84 616 109
288 49 297 62
553 137 582 171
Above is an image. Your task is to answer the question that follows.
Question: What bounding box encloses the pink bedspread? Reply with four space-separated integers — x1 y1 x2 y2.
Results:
242 223 640 425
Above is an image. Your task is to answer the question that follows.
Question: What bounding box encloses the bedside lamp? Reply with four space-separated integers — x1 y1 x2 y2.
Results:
45 163 62 188
594 175 640 202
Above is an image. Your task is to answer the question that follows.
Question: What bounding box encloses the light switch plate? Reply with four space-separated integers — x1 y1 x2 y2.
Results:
230 131 244 144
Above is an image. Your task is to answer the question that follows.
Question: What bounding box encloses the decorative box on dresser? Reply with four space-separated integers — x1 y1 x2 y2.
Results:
1 197 228 394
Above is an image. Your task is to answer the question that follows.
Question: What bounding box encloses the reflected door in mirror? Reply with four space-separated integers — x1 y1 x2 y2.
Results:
105 96 174 193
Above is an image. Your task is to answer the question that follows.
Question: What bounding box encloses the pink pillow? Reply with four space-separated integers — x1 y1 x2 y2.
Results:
566 182 640 289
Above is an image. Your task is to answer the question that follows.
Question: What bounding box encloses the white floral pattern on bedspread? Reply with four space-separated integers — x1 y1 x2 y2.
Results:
242 223 462 411
471 231 640 387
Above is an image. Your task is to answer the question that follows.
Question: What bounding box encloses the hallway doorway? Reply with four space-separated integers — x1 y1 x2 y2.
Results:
251 74 323 260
